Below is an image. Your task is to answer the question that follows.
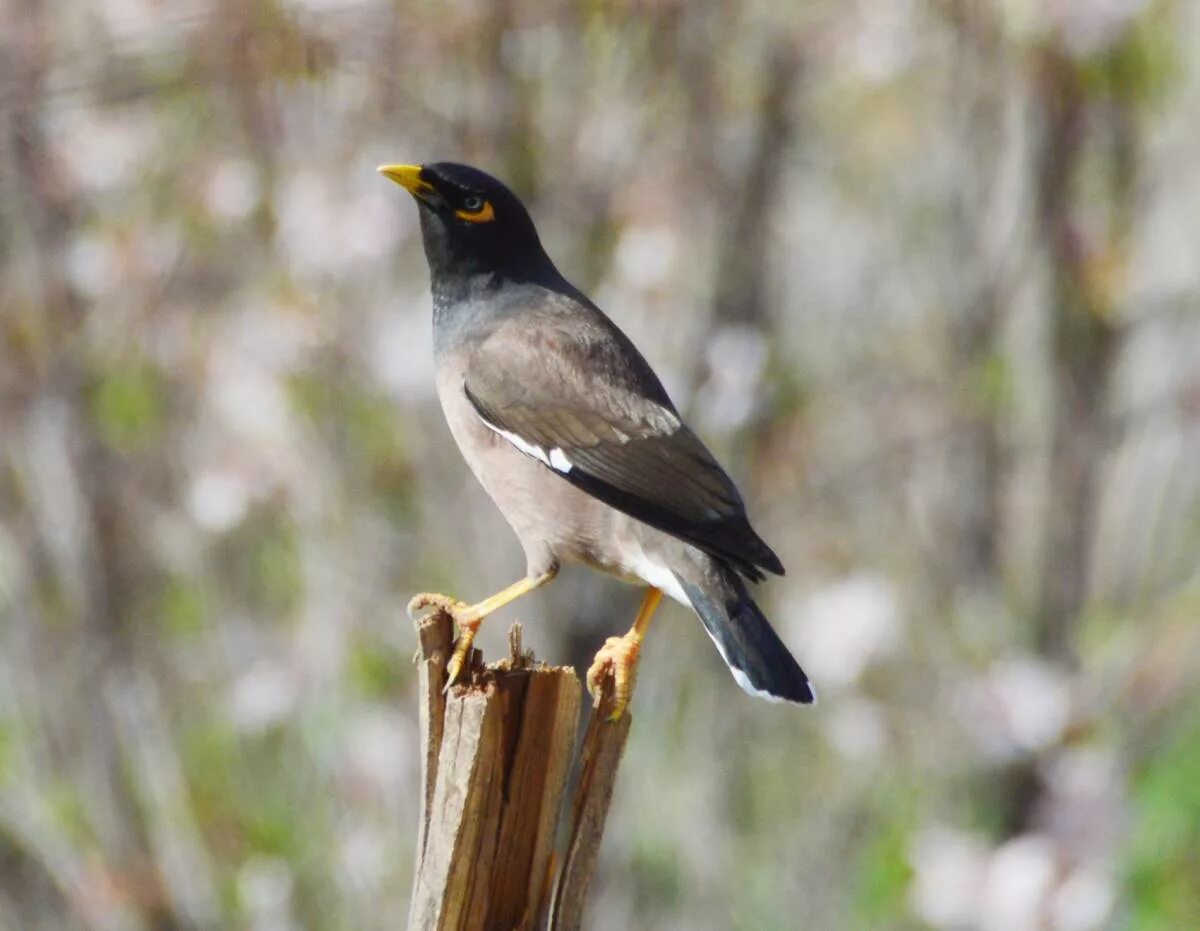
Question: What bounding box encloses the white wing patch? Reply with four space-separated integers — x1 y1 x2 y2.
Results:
622 549 689 605
548 447 573 472
479 417 573 474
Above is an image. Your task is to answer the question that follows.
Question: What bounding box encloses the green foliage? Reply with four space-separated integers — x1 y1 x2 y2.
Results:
288 374 404 465
219 510 302 616
180 721 243 841
182 715 345 921
289 374 416 519
973 352 1014 415
343 393 403 466
1126 708 1200 930
47 782 93 846
156 577 209 637
734 739 809 830
630 835 684 913
0 721 12 784
732 867 795 931
347 636 406 700
853 799 916 928
90 364 166 453
182 718 334 896
251 520 302 615
287 372 328 423
242 771 311 859
1079 5 1179 108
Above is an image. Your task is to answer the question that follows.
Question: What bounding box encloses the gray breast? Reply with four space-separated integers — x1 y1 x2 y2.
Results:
433 350 615 577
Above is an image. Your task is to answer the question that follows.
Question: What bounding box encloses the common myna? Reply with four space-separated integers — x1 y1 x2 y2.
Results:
379 162 813 719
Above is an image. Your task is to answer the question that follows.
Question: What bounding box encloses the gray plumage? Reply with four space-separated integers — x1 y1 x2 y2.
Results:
392 161 813 705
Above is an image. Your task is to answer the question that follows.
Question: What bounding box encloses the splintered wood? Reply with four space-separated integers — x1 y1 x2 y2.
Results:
408 614 632 931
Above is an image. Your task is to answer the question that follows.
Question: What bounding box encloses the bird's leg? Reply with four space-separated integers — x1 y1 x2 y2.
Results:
408 566 558 689
587 586 663 722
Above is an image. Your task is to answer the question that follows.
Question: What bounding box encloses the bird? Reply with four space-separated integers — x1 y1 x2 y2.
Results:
378 161 813 720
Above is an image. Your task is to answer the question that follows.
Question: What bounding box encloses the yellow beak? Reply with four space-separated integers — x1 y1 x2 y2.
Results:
377 163 434 198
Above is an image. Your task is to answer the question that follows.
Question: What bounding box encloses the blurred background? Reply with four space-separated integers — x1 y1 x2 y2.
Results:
2 0 1199 928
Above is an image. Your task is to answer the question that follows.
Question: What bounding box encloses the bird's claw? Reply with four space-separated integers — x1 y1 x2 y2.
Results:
442 619 482 692
406 592 481 692
407 592 469 622
586 633 642 722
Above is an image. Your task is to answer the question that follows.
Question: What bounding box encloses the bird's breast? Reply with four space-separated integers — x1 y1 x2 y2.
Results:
430 347 696 606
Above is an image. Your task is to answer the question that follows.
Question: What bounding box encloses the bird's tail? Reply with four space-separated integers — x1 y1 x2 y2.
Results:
677 565 814 705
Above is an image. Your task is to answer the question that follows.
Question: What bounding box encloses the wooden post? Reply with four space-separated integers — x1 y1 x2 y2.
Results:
408 612 632 931
548 685 631 931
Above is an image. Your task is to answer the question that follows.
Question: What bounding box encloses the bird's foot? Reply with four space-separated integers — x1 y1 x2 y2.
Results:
407 592 482 690
586 632 643 722
407 591 470 622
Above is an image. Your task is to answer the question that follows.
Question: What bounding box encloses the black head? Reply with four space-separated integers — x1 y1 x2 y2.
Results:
378 161 558 285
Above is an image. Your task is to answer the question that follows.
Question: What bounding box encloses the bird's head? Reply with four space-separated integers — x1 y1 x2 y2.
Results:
378 162 554 284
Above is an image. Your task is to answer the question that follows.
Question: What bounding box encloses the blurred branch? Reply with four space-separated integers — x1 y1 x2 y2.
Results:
107 674 222 931
1120 589 1200 757
0 788 144 931
1031 46 1127 663
791 380 1198 523
1 4 168 923
708 39 802 331
942 0 1012 588
989 34 1148 839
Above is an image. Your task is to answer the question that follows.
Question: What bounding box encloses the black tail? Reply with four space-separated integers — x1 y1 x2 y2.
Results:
678 566 814 705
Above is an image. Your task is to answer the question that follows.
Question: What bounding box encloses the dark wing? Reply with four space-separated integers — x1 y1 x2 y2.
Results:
463 308 783 580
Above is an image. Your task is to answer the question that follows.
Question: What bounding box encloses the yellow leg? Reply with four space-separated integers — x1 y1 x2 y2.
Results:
586 587 663 721
408 567 558 688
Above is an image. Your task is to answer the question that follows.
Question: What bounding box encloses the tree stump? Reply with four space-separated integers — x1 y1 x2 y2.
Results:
408 612 632 930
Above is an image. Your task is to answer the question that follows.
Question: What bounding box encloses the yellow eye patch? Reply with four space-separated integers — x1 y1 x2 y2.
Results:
455 200 495 223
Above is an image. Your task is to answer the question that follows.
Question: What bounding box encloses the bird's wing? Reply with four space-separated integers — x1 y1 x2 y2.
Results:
462 311 783 579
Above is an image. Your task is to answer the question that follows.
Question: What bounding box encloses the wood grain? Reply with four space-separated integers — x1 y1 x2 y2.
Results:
548 682 631 931
408 614 615 930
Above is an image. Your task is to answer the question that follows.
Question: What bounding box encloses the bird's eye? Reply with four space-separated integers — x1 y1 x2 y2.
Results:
455 195 495 223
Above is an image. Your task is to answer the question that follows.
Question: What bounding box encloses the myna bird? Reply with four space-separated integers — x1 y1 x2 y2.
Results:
379 162 813 719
